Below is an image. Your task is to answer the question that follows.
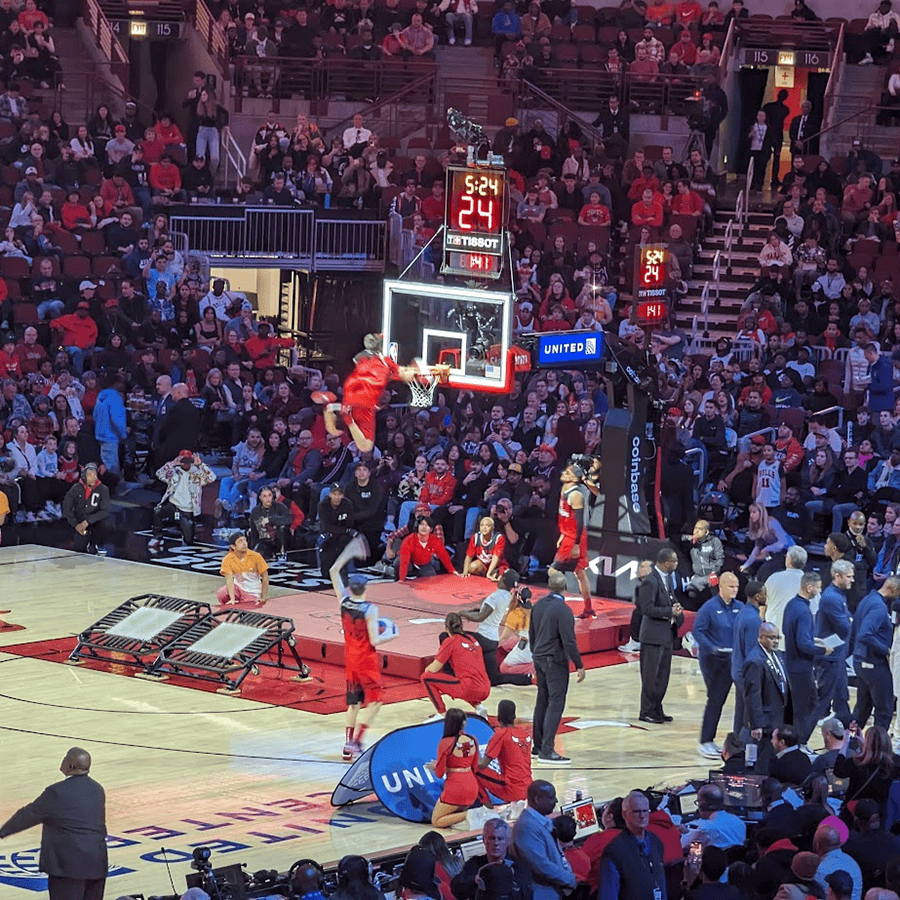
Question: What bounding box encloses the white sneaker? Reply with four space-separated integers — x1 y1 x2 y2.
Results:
861 52 875 64
448 33 455 44
464 37 472 45
618 639 641 653
148 538 162 551
698 742 722 758
889 38 895 51
24 511 37 522
423 712 445 723
474 704 489 718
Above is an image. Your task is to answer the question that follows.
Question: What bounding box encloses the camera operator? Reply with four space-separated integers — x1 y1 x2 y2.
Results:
249 485 293 561
149 450 215 551
458 569 533 686
489 497 526 573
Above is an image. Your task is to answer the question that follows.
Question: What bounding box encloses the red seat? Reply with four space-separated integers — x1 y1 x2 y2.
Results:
11 300 37 324
92 255 120 277
79 231 108 257
572 23 595 42
0 256 30 279
52 230 79 255
550 23 572 42
63 255 92 280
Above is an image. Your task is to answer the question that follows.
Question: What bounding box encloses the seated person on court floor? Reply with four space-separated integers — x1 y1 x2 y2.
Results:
461 516 507 581
217 531 269 606
150 450 216 551
62 462 112 555
249 485 293 561
392 515 459 582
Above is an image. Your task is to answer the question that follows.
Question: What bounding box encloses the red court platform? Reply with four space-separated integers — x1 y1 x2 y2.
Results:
262 575 638 680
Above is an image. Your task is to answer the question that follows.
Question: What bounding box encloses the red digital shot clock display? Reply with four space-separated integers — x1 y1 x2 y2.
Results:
633 244 671 321
443 165 506 258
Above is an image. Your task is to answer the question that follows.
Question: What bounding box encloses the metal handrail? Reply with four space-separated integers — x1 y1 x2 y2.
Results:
221 127 246 184
724 218 734 272
717 18 736 84
195 0 229 75
711 251 721 310
819 21 845 138
82 0 129 85
745 155 755 197
734 190 745 244
699 283 710 336
517 79 604 147
802 98 878 152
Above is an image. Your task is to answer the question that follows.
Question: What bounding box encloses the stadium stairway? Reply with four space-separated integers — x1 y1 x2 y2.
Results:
675 208 770 342
822 62 895 161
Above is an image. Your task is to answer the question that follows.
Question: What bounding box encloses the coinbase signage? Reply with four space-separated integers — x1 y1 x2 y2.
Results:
336 718 497 823
536 332 605 367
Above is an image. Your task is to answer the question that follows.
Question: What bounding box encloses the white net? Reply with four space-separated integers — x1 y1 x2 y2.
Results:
408 374 438 408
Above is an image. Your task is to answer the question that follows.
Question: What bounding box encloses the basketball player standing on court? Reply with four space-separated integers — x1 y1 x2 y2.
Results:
334 570 397 761
324 333 417 453
548 464 595 618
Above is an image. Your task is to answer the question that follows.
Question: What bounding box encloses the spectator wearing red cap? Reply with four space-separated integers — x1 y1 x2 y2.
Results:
50 303 97 375
105 125 134 166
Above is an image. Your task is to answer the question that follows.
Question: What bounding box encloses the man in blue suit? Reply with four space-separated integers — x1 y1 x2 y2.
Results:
782 571 830 744
810 559 853 727
731 580 767 735
851 575 900 728
695 570 744 758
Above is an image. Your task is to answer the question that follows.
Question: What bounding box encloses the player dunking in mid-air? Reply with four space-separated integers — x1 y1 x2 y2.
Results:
323 333 421 453
549 464 595 619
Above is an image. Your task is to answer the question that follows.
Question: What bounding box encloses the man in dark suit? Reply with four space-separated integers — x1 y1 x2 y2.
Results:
637 547 684 724
788 100 820 155
0 747 107 900
761 89 790 188
155 381 201 468
743 621 791 773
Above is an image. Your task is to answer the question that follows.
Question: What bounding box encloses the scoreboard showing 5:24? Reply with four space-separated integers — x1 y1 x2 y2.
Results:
443 165 507 278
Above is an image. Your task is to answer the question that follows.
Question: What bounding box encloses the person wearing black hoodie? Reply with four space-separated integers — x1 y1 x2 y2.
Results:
62 462 111 553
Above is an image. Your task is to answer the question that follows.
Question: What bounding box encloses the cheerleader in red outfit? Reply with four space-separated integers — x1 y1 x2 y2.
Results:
549 463 595 619
429 708 482 829
476 699 532 805
421 613 491 720
324 333 421 453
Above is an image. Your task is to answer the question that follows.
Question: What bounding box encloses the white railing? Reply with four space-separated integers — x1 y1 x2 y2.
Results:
724 218 734 272
221 128 246 185
700 281 710 336
746 156 755 199
712 249 722 308
734 190 745 245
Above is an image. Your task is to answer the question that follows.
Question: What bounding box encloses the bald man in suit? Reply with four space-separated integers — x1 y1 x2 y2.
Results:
0 747 107 900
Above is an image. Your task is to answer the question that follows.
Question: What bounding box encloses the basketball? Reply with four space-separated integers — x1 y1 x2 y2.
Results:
378 618 399 640
311 390 337 405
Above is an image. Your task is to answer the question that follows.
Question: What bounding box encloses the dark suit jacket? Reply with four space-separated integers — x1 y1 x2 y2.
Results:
742 645 791 732
0 773 107 879
769 746 812 786
788 113 820 150
157 397 201 462
637 569 683 646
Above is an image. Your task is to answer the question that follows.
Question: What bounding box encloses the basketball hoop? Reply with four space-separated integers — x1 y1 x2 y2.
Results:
408 362 450 408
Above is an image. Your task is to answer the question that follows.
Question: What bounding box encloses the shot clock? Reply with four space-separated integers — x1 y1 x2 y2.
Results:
633 243 671 322
443 164 507 278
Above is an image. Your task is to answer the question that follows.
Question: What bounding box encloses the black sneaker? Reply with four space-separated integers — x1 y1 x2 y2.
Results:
536 751 570 765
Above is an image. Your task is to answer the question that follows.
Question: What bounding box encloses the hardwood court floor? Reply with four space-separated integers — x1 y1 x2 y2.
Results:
0 546 722 898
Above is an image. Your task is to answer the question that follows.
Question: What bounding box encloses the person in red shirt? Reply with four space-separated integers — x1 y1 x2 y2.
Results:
421 612 490 718
462 516 506 579
324 331 418 453
335 568 397 761
428 708 483 828
627 167 662 202
672 178 704 218
149 154 183 201
577 191 612 227
0 333 20 379
632 187 664 228
245 322 294 369
671 28 697 64
476 699 532 804
398 455 457 528
675 0 702 29
549 463 594 618
395 515 458 581
15 326 48 375
420 178 446 224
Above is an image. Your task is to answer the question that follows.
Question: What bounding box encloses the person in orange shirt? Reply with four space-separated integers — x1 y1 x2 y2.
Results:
217 531 269 605
51 301 98 375
627 165 662 201
632 187 664 228
675 0 702 31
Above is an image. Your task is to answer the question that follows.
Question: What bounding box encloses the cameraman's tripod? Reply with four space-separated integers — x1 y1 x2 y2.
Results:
682 129 708 167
